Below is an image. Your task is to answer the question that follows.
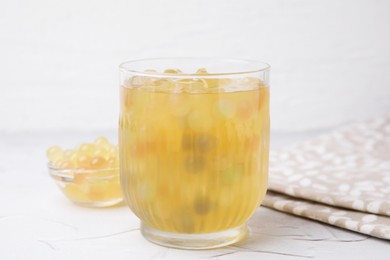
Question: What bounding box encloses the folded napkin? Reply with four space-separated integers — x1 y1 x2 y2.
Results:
263 115 390 240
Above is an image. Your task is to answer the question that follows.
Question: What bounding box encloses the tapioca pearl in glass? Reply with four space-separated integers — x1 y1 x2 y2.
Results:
187 109 213 132
175 210 196 233
184 155 205 173
193 195 211 215
168 93 192 117
221 164 244 185
196 68 208 74
193 134 216 153
150 78 175 92
236 100 255 120
136 182 157 202
214 99 236 119
164 68 182 74
130 75 155 87
181 132 193 151
175 78 208 93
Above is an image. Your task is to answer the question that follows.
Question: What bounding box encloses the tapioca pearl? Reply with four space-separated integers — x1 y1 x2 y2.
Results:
187 109 213 131
239 77 265 89
236 100 254 120
176 78 208 93
215 99 236 119
130 76 151 87
106 145 118 156
93 148 110 159
90 156 108 169
77 155 92 169
47 146 64 163
204 78 219 89
94 136 111 149
58 160 76 170
78 143 96 157
196 68 208 74
181 132 193 151
74 172 89 185
164 68 182 74
107 157 119 168
169 94 191 116
184 155 205 173
194 134 216 152
89 182 107 200
136 182 156 201
221 165 243 185
194 195 211 215
151 79 174 92
176 211 195 233
63 149 73 158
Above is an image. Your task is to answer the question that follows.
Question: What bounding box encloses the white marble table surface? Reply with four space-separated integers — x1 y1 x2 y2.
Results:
1 130 389 260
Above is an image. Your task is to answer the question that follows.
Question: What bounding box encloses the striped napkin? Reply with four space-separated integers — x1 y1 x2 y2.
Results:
263 115 390 240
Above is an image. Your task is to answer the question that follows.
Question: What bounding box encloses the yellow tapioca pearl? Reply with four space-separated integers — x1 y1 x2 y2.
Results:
221 164 244 185
78 143 96 157
89 182 108 200
193 195 211 215
151 79 175 92
136 182 157 202
93 148 111 159
107 157 119 168
58 160 76 170
215 99 236 119
77 155 92 169
47 146 63 163
94 136 111 149
90 156 108 169
196 68 208 74
168 94 191 117
175 78 207 93
187 109 213 131
164 68 182 74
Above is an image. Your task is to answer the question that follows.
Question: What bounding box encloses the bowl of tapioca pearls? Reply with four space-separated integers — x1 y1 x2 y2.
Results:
47 137 123 207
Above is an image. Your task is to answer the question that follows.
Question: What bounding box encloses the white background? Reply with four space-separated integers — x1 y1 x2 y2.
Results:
1 0 389 133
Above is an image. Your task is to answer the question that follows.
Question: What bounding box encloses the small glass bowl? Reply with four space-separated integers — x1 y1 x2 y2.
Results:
48 163 123 207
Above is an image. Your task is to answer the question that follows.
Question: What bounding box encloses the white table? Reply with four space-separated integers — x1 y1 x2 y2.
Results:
1 130 389 259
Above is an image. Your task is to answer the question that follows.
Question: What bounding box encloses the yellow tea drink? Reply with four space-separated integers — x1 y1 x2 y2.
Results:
119 59 270 249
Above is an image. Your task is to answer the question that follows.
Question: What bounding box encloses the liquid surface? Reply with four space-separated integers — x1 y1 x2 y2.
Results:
120 76 269 233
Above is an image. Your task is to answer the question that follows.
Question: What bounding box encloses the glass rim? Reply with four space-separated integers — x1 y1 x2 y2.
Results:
119 57 270 78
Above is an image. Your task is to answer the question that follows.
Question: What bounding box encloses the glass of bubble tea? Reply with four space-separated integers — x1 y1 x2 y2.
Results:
119 58 270 249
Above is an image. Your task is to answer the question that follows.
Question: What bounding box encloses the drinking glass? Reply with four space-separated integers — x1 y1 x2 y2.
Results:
119 58 270 249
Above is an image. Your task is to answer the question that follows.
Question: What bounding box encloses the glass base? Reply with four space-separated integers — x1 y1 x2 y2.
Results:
141 223 248 249
72 198 123 207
